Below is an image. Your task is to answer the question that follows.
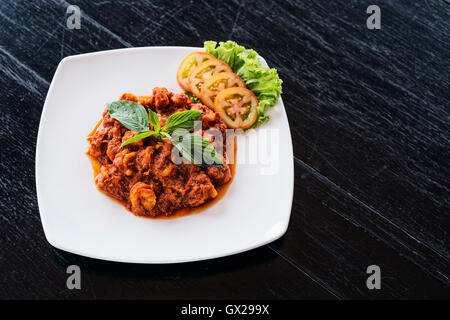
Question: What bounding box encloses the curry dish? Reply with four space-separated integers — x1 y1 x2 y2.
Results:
87 87 234 218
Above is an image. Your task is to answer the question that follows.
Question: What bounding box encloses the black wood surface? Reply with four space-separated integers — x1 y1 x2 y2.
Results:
0 0 449 299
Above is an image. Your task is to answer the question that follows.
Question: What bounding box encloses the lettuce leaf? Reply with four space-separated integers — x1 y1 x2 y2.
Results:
204 40 282 127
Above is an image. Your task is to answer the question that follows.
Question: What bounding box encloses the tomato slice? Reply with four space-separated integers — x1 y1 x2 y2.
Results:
188 59 232 98
200 72 246 109
214 87 258 129
177 52 216 91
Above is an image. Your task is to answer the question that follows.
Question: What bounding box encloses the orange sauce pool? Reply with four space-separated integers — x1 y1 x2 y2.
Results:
87 119 236 219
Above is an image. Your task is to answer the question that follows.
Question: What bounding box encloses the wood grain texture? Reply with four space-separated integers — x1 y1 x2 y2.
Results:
0 0 449 299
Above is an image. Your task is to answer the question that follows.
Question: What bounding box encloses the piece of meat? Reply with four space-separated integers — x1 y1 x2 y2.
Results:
129 182 157 216
136 95 153 108
95 164 128 201
122 130 144 148
113 150 137 177
206 166 232 185
106 137 122 162
135 146 154 171
183 166 218 207
87 124 108 160
172 92 190 107
119 93 138 102
153 87 171 108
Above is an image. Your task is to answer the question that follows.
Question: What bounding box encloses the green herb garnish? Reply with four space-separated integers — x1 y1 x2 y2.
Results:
107 100 150 132
184 91 201 103
168 132 224 168
107 101 225 167
162 109 202 134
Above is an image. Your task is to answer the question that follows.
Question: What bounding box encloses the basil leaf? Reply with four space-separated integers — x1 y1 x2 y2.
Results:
107 101 149 132
106 101 222 167
148 109 160 133
162 110 202 134
120 131 156 148
170 133 225 167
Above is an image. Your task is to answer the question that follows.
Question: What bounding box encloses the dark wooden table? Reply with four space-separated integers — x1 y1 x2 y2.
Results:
0 0 449 300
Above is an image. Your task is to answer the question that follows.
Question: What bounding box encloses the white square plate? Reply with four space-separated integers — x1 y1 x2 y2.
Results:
36 47 293 263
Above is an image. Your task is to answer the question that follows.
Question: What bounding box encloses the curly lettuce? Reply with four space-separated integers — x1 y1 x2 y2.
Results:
204 40 282 127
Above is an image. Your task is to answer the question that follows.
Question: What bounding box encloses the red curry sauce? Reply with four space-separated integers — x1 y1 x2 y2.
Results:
86 88 235 219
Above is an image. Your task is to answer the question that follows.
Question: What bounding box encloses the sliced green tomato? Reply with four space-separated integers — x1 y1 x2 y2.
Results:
200 72 246 110
188 59 232 98
177 52 215 91
214 87 258 129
